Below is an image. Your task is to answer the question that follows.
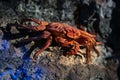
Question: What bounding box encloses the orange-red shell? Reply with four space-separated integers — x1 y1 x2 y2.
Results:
47 22 81 39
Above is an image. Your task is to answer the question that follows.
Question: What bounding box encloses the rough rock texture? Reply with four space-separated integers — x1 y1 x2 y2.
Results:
0 0 120 80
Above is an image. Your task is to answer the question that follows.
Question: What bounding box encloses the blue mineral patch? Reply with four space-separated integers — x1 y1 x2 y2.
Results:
0 40 10 50
0 61 44 80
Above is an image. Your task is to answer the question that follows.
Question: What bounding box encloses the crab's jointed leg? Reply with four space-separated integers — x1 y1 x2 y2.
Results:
93 45 100 57
86 45 91 63
28 18 48 26
16 30 51 43
85 41 101 63
55 37 80 56
33 36 52 60
30 31 53 60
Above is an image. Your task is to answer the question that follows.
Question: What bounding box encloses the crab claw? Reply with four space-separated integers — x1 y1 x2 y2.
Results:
30 18 48 26
20 18 49 31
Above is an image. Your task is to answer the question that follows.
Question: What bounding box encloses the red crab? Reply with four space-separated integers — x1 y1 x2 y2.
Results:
18 18 101 63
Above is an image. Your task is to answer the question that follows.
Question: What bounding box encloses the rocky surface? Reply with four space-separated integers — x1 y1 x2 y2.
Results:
0 0 120 80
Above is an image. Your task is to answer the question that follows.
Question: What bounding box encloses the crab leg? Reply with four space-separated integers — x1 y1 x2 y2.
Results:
33 36 52 60
55 37 80 56
27 31 52 60
21 18 48 26
20 23 46 31
15 31 51 43
16 36 42 43
28 18 48 25
86 45 91 63
93 45 100 57
87 41 101 63
20 18 48 31
66 41 80 56
85 42 100 63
